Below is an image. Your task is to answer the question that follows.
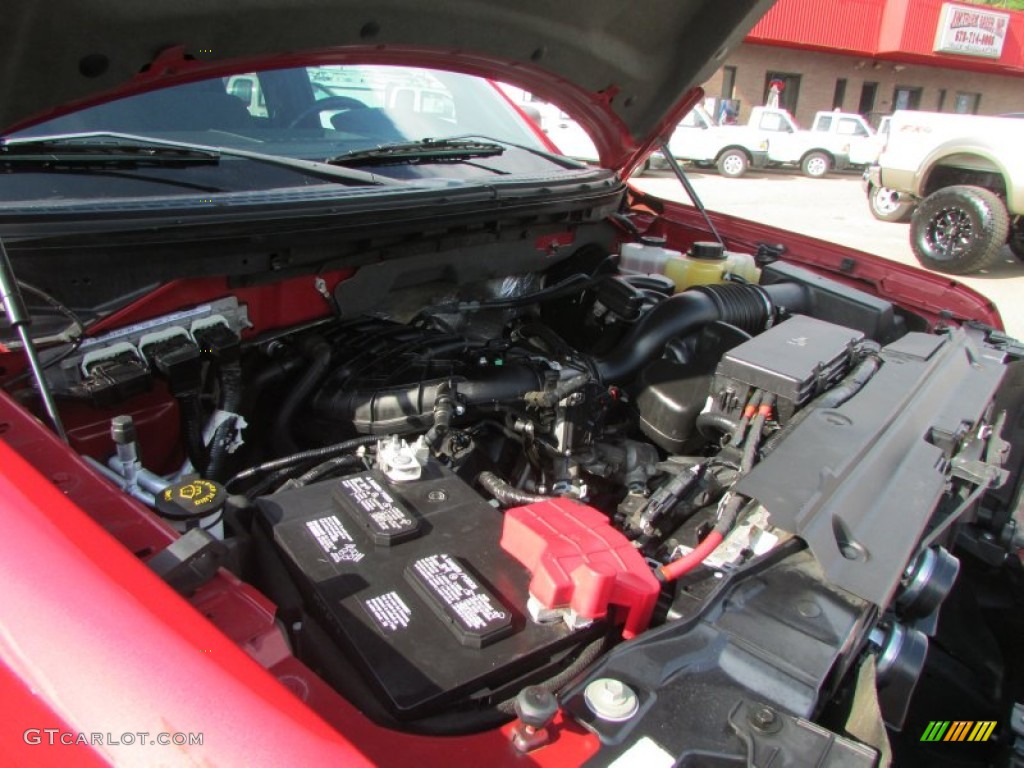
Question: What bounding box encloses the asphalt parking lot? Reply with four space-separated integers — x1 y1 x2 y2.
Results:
631 168 1024 339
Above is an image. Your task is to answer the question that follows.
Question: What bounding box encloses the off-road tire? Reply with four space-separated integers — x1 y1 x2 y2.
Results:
1008 218 1024 261
910 185 1009 274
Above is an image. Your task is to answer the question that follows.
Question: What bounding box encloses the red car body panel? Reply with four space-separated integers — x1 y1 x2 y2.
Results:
0 389 601 765
0 189 1003 763
0 7 1009 755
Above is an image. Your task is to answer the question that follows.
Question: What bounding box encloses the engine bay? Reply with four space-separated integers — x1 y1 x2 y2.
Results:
2 223 1023 766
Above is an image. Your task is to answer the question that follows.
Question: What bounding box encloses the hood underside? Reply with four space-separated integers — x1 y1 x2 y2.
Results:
1 0 775 171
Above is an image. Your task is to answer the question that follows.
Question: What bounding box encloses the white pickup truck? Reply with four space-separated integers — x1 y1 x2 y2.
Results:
667 106 873 178
808 110 882 167
663 105 769 178
746 106 853 177
870 110 1024 274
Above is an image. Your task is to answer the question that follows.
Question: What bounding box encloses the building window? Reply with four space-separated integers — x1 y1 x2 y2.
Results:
858 82 878 115
721 66 737 100
936 89 947 112
764 71 801 114
832 78 847 110
954 92 981 114
893 86 923 111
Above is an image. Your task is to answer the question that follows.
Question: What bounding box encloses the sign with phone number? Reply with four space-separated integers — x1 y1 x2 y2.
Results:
934 2 1009 59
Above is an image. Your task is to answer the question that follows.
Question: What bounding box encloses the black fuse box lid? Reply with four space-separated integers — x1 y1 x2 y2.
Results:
714 314 863 417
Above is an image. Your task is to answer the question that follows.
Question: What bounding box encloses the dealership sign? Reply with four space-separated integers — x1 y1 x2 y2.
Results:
934 3 1009 59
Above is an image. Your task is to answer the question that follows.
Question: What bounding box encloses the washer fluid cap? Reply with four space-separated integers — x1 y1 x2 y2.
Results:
690 241 726 260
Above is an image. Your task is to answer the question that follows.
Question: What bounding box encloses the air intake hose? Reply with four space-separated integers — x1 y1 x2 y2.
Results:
595 282 809 382
311 363 543 434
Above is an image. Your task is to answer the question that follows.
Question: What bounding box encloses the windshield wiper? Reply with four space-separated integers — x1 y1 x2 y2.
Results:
328 138 505 167
0 139 219 168
1 132 397 186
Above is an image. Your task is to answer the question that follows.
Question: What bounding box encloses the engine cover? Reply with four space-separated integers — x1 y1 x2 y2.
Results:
255 461 599 721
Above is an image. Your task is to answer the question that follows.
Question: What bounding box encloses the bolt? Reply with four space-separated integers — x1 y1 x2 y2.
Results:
584 678 639 722
751 707 777 730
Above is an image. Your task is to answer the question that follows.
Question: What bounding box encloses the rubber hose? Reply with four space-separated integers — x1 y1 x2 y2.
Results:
596 282 809 383
205 361 243 482
424 381 455 449
695 411 741 440
179 393 207 474
227 434 379 492
274 336 332 454
816 355 880 408
295 455 365 487
312 364 543 435
524 373 590 409
240 354 305 417
761 354 882 457
478 471 552 507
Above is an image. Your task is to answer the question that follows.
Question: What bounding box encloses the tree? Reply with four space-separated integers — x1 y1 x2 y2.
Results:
966 0 1024 9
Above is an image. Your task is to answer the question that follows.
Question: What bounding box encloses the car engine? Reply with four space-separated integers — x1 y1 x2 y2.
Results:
6 239 1023 765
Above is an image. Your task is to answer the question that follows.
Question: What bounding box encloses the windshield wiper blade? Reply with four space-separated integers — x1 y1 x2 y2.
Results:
1 132 397 186
328 138 505 167
1 136 219 167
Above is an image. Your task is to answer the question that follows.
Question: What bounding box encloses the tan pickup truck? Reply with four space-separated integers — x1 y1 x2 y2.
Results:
869 110 1024 274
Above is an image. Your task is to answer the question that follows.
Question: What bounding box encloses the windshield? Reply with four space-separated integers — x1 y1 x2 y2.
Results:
4 65 570 195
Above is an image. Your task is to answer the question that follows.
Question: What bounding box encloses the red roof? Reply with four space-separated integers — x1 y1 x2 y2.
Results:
748 0 1024 74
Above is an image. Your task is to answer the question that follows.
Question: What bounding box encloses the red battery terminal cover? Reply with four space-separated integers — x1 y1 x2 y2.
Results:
500 498 661 639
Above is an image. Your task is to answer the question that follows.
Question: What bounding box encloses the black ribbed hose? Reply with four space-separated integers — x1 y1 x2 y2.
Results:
477 471 552 507
595 282 810 383
761 350 882 457
815 355 881 409
227 434 379 493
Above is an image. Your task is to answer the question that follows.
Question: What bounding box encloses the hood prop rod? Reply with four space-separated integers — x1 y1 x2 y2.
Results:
658 140 725 248
0 236 68 442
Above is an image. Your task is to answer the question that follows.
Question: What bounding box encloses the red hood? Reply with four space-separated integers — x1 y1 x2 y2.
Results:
0 0 776 175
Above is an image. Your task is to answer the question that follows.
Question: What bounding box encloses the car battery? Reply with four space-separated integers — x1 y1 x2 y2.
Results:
255 460 600 720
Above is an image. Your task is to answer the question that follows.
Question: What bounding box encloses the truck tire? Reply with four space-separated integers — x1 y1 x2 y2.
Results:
910 185 1009 274
801 151 831 178
868 184 915 223
1009 219 1024 261
716 149 748 178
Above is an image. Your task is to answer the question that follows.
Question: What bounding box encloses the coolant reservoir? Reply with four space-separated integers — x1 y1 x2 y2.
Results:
664 242 761 291
724 250 761 284
619 236 680 274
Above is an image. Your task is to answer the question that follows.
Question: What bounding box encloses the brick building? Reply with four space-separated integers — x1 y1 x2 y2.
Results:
702 0 1024 127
